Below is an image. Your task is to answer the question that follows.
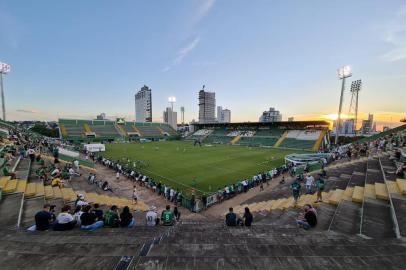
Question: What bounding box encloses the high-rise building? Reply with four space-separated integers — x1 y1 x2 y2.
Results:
361 114 374 134
217 107 231 123
163 107 177 130
259 107 282 122
135 85 152 122
341 119 355 135
180 106 185 124
217 106 222 122
220 109 231 123
198 87 216 123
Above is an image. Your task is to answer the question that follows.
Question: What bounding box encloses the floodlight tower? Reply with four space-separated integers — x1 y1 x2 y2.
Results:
168 96 176 111
348 79 362 134
335 65 352 145
0 62 11 121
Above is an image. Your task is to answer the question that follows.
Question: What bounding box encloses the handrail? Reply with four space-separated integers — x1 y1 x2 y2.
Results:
359 157 370 236
379 156 401 239
17 159 31 228
327 161 360 232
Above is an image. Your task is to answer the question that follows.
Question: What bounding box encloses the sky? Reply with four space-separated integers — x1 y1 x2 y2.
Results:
0 0 405 130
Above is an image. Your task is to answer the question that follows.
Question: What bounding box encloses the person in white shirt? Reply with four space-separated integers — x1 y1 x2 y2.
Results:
73 160 80 171
51 168 61 178
305 174 315 194
116 171 120 180
68 168 80 178
146 206 158 226
75 194 88 207
73 206 84 226
54 205 76 230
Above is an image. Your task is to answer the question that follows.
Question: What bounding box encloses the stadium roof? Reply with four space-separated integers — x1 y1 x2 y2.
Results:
193 120 330 128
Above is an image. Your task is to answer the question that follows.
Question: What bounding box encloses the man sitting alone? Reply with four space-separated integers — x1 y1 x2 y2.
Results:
296 204 317 230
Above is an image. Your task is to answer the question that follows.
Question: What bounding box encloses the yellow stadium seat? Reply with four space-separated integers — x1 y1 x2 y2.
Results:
364 184 375 199
0 176 10 189
52 187 63 198
35 183 45 197
321 190 334 203
25 183 37 198
60 188 77 202
282 197 295 209
396 179 406 195
272 198 287 210
342 187 354 201
3 179 17 193
16 180 27 193
329 189 345 205
375 183 389 200
352 186 364 203
44 185 54 199
386 181 401 195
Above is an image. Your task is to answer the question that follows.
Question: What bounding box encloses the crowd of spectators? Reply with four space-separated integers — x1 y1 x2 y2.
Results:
29 201 181 232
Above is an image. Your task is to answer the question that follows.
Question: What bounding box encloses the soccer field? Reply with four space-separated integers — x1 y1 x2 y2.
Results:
103 141 304 194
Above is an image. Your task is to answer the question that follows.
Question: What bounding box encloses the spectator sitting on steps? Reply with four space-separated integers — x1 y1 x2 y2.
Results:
3 163 16 179
53 205 77 231
296 204 317 230
226 207 237 226
161 205 175 226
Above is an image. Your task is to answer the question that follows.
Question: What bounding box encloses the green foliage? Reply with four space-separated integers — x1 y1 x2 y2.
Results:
30 123 59 138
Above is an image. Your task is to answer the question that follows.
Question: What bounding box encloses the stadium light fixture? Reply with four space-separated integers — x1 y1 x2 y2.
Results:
168 96 176 111
337 65 352 79
335 65 352 144
0 62 11 121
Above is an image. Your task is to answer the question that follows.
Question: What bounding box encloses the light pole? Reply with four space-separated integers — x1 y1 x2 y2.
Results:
0 62 11 121
335 65 352 145
168 96 176 112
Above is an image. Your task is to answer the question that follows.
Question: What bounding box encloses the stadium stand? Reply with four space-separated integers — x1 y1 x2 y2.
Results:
0 120 405 269
192 121 330 150
278 129 321 150
59 119 178 141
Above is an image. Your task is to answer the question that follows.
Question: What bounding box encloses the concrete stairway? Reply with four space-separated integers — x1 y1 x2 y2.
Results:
133 222 406 269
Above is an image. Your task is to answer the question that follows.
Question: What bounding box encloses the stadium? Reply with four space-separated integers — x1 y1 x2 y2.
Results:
1 1 406 270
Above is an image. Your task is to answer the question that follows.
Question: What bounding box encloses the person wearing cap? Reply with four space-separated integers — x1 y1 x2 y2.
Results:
146 206 158 226
75 194 88 207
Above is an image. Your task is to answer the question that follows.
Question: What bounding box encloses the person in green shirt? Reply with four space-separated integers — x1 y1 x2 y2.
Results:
161 205 174 226
104 205 120 227
3 164 16 179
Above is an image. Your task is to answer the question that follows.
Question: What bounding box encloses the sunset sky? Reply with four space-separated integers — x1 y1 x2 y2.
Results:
1 0 405 130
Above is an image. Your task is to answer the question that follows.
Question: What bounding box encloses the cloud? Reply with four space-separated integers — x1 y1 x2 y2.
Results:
162 1 216 72
381 5 406 62
16 109 40 114
163 36 201 72
192 0 216 26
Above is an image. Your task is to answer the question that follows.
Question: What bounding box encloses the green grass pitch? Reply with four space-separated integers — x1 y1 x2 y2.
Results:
103 141 304 194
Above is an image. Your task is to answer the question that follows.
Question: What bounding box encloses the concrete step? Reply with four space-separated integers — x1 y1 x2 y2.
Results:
20 197 45 228
133 255 406 270
147 242 406 257
361 199 396 238
0 251 120 270
0 240 143 256
0 193 22 228
329 200 361 235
